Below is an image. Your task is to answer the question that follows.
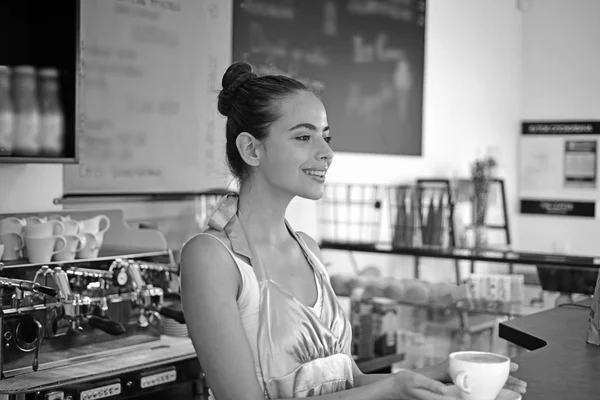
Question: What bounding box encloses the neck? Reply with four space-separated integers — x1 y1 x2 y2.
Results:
237 178 294 247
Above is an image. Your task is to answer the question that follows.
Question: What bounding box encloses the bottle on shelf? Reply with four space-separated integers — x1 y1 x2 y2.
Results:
12 65 41 156
0 65 14 156
38 68 65 157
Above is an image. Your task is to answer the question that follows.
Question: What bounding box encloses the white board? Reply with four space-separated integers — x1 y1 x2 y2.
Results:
64 0 232 194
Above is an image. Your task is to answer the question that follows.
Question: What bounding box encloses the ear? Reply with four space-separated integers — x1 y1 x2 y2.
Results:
235 132 261 167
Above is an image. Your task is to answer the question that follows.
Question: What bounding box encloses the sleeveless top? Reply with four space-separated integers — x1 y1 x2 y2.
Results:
201 194 354 398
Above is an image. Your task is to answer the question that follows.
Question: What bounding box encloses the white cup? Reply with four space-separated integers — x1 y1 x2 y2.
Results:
0 232 25 261
80 215 111 234
24 221 65 238
62 219 84 236
77 232 104 259
449 351 510 400
24 216 47 225
25 235 67 264
0 217 25 235
48 215 71 222
53 235 87 262
0 244 5 260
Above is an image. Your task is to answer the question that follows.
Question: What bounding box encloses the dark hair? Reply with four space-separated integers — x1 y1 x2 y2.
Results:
217 62 308 181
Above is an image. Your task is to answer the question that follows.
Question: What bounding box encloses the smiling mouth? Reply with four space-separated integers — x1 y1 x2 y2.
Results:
302 169 327 181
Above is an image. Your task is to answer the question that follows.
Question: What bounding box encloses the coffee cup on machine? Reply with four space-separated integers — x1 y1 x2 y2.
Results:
77 232 103 259
25 235 67 264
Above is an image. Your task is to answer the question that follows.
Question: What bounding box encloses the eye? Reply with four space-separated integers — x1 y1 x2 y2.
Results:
324 136 332 144
296 135 311 141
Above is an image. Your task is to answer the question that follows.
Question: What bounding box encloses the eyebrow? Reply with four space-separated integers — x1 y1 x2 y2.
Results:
288 123 330 133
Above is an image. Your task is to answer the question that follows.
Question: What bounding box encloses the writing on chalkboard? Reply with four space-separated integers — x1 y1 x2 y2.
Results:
233 0 426 155
65 0 230 194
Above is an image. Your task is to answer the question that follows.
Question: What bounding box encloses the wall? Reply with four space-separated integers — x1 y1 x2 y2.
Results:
1 0 526 282
0 164 62 213
518 0 600 256
289 0 524 282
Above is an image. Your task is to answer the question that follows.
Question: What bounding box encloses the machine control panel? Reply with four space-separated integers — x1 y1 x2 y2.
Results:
79 380 121 400
140 367 177 389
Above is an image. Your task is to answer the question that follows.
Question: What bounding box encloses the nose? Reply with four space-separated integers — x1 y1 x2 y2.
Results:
316 136 334 162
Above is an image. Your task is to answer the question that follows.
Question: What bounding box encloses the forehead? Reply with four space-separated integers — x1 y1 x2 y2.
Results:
273 91 328 130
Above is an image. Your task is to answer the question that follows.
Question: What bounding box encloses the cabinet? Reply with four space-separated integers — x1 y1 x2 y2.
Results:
0 0 79 164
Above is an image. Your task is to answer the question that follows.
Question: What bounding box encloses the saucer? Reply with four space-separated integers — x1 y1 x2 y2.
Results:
445 386 522 400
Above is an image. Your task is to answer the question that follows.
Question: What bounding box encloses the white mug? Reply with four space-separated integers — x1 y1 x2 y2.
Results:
62 219 84 236
24 216 47 225
0 217 25 235
0 232 25 261
48 215 71 222
25 235 67 264
77 232 103 259
80 215 111 234
53 234 87 262
24 220 65 238
449 351 510 400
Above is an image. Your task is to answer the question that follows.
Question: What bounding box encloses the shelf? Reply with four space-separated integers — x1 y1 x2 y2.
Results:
0 156 77 164
320 241 600 270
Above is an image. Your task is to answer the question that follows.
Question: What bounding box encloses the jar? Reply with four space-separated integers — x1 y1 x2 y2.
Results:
0 66 14 155
12 65 41 156
38 68 65 156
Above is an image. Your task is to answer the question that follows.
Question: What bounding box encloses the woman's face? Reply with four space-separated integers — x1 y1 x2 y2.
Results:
258 91 333 200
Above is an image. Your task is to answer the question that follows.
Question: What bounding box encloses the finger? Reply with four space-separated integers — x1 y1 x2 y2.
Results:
506 376 527 388
413 374 449 395
505 384 528 395
415 386 462 400
510 362 519 372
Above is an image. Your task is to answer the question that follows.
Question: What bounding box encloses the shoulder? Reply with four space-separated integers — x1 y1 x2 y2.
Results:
296 231 325 263
180 230 240 289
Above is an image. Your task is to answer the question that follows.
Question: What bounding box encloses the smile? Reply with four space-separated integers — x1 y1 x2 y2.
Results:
302 169 327 181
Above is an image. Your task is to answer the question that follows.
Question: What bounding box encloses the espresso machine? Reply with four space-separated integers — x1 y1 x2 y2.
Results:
0 209 204 400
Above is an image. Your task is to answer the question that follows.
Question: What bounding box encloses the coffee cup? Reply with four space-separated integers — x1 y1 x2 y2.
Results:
0 232 25 261
0 217 25 235
24 216 47 225
53 235 87 262
80 215 111 235
62 219 84 236
25 235 67 264
23 221 65 238
48 215 71 222
77 232 103 259
449 351 510 400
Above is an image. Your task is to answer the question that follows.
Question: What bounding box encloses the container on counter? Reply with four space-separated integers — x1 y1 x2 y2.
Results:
0 65 14 155
12 65 41 156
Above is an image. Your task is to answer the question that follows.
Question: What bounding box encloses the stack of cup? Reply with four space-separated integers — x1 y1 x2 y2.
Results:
0 217 26 261
23 218 67 264
76 215 111 259
47 215 87 262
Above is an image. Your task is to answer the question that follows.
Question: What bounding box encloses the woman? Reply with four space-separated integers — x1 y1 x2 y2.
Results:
180 62 527 399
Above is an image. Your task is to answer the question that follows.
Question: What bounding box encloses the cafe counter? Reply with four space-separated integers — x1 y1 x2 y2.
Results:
499 299 600 400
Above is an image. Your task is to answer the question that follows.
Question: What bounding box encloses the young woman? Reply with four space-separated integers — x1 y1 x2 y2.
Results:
180 62 527 400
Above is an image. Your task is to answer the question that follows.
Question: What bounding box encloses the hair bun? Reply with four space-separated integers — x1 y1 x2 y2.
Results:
218 62 257 117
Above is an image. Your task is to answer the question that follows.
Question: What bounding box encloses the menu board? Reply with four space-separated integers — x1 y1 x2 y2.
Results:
233 0 426 156
64 0 231 195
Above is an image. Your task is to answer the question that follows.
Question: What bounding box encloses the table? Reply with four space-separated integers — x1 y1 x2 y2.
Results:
499 299 600 399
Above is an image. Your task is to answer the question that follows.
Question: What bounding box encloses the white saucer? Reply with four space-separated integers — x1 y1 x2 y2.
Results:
445 386 522 400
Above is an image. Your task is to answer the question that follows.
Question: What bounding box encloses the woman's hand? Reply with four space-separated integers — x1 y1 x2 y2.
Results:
386 370 460 400
424 359 528 396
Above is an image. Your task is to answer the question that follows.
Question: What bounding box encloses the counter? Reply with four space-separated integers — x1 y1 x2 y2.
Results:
499 299 600 399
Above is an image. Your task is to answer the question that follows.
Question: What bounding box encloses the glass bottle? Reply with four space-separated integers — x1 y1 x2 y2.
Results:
12 65 41 156
0 66 14 155
38 68 65 157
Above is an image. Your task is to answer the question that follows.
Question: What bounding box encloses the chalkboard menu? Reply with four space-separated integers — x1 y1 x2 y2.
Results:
233 0 426 156
64 0 231 195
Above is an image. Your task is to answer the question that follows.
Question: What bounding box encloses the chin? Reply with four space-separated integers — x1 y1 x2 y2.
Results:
298 186 326 201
